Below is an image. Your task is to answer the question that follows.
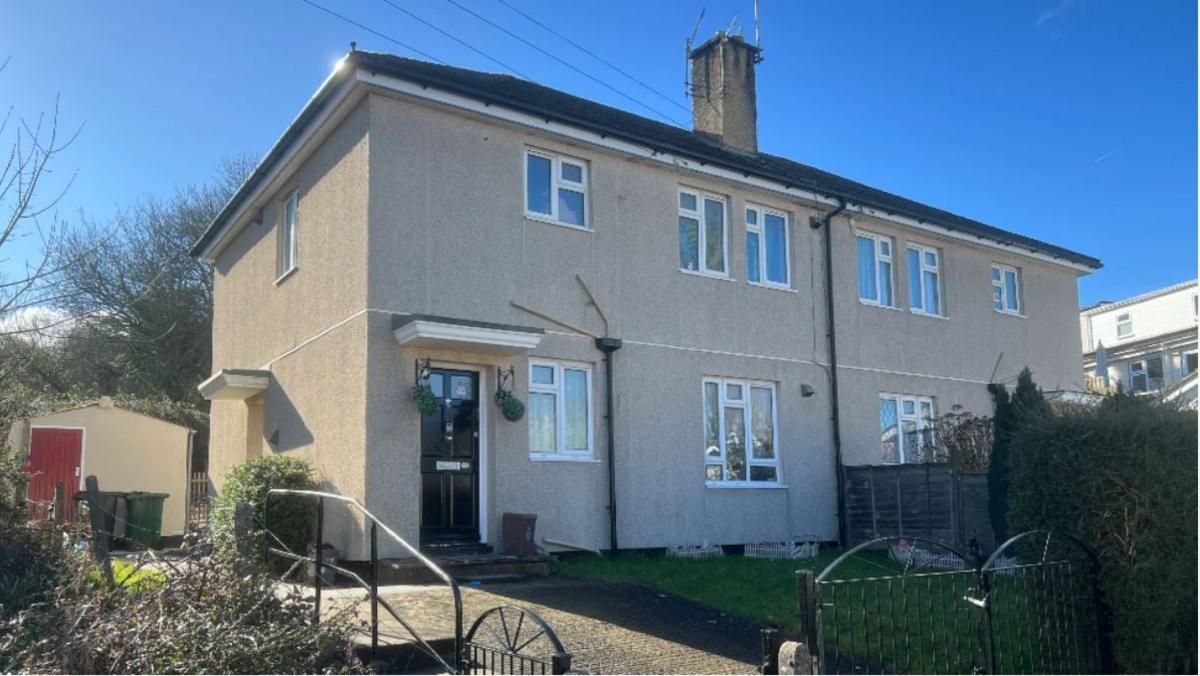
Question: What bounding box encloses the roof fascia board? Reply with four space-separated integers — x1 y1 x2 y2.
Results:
357 70 1095 273
194 76 364 261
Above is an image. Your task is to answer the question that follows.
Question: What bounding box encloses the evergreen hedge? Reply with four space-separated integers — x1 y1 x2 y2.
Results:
211 455 318 559
1007 392 1197 673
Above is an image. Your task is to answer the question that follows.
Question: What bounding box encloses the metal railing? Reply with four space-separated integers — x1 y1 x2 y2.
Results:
262 489 464 673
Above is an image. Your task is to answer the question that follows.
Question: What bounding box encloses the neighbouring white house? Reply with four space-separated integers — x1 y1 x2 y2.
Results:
1080 280 1198 407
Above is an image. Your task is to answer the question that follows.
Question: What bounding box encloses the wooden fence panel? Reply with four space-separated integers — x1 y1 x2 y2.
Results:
843 464 993 553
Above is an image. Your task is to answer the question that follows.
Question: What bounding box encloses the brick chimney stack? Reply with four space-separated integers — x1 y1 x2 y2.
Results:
688 33 762 154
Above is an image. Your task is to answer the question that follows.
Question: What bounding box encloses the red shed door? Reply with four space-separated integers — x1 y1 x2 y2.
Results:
25 428 83 521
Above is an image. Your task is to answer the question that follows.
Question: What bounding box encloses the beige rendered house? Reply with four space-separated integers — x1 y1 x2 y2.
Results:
193 36 1100 560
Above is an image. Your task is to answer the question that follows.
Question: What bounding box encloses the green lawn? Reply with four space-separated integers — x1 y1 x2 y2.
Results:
554 550 1092 674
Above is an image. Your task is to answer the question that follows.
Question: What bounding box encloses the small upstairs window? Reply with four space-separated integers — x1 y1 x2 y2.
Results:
525 149 587 228
745 205 790 287
907 245 942 316
991 264 1021 314
277 191 299 281
857 232 894 306
1116 312 1133 338
678 189 727 276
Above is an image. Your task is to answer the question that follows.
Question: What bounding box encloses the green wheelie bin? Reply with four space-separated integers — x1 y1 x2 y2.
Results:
124 492 169 548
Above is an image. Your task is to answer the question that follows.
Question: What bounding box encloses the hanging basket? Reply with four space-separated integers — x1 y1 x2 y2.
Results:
411 383 439 416
494 389 526 422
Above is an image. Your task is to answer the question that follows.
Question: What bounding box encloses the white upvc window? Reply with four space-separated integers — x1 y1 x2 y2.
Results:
991 264 1021 314
1128 356 1163 393
879 393 936 464
277 190 299 281
524 149 588 228
856 231 894 306
1116 312 1133 339
678 189 728 277
745 204 790 287
1181 350 1198 376
703 377 780 486
907 245 942 316
528 360 593 459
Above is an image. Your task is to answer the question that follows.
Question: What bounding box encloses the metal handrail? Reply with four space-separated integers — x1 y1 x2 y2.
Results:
263 488 464 673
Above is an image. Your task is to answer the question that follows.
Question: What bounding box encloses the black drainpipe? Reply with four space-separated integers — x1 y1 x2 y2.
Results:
813 199 848 546
595 336 623 554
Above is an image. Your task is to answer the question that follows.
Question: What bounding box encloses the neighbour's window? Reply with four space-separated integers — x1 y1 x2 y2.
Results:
529 360 593 457
1182 351 1198 376
1116 313 1133 338
991 264 1021 314
907 245 942 315
1128 357 1163 393
278 191 299 279
879 393 936 463
746 205 790 287
856 232 894 306
678 189 727 276
525 149 587 228
703 377 779 484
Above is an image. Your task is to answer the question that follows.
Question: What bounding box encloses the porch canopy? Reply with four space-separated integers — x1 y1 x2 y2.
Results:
392 314 543 354
198 368 270 400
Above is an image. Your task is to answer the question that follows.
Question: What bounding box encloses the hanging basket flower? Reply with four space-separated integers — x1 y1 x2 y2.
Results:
494 388 526 422
411 382 439 416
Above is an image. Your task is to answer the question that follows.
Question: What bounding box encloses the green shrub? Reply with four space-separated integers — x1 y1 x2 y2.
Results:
988 368 1050 542
1007 393 1197 673
211 455 318 559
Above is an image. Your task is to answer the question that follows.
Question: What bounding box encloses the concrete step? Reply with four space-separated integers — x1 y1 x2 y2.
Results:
378 553 553 585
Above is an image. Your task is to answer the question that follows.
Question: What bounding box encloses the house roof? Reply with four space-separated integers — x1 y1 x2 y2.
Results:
192 50 1102 270
1080 279 1197 315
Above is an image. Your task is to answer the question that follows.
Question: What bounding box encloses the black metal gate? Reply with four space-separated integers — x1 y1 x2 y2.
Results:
790 531 1112 674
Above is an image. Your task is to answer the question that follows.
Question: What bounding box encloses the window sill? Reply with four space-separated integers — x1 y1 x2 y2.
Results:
679 268 733 282
705 481 788 489
859 299 901 311
275 266 298 286
994 309 1025 318
523 213 591 232
529 453 600 463
748 281 796 293
909 308 948 320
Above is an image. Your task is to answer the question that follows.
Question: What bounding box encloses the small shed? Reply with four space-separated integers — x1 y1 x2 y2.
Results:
11 397 192 539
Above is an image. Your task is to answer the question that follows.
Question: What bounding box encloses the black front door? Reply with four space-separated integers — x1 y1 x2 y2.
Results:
420 368 480 545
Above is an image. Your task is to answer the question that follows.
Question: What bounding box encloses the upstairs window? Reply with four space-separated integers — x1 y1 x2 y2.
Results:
525 149 587 228
1116 312 1133 338
746 205 790 287
277 191 299 280
703 377 779 485
907 245 942 316
529 360 593 458
856 232 894 306
880 394 936 463
991 264 1021 314
678 189 727 276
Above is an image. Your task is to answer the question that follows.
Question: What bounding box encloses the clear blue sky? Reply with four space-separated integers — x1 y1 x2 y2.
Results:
1 0 1194 306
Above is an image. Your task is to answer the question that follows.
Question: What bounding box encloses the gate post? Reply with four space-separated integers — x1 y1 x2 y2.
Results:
783 569 819 674
977 570 998 675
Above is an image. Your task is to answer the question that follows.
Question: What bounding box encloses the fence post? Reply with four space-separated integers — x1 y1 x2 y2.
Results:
976 569 998 675
233 502 253 571
53 481 64 526
759 627 779 674
84 475 113 586
782 570 819 674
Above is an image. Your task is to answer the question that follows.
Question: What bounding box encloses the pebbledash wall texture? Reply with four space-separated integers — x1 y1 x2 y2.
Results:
198 40 1096 559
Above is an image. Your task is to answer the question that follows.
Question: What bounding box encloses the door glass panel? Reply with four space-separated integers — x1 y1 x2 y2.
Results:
724 407 746 481
704 382 720 458
450 375 473 400
451 404 476 457
679 216 699 270
427 373 444 398
765 213 787 283
750 387 774 459
529 392 556 452
526 154 551 214
704 198 725 272
563 369 588 451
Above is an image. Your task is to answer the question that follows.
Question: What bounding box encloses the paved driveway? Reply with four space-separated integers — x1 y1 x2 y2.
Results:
324 576 763 674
